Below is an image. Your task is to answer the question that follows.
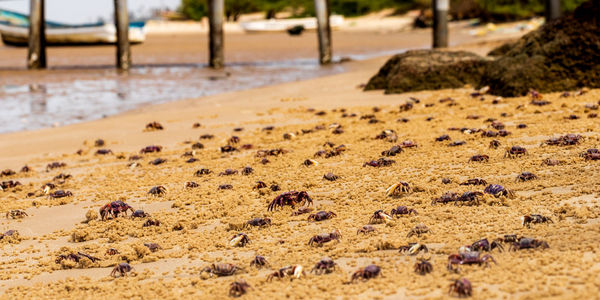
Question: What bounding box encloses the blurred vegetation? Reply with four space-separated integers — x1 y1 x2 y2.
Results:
179 0 588 22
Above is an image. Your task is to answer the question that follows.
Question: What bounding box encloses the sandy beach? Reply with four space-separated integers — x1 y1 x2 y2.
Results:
0 19 598 299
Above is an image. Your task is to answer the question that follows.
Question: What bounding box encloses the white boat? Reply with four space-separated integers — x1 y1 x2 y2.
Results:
0 9 145 46
240 15 344 33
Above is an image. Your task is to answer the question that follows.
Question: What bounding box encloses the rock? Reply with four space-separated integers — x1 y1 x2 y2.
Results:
366 0 600 97
365 50 489 94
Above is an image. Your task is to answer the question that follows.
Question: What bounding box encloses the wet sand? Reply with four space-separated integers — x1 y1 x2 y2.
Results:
1 24 597 299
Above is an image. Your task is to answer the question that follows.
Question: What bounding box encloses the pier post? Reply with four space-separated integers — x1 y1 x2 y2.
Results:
432 0 449 48
314 0 332 65
545 0 561 21
114 0 131 70
27 0 46 69
208 0 225 69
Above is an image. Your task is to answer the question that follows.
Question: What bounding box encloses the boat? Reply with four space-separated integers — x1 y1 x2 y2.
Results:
240 15 344 33
0 9 145 46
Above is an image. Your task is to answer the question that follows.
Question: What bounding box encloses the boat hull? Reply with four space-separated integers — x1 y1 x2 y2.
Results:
240 16 344 33
0 23 145 46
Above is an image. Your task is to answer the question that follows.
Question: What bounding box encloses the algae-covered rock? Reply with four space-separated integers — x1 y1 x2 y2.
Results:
365 50 489 93
366 0 600 97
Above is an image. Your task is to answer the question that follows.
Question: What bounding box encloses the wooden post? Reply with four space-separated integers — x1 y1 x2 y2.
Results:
432 0 449 48
208 0 225 69
27 0 46 69
545 0 561 21
114 0 131 70
314 0 332 65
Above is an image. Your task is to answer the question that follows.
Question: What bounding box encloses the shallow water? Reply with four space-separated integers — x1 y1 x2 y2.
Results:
0 48 409 134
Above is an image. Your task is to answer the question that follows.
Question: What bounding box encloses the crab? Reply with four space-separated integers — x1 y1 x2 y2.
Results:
230 233 250 247
219 169 238 176
6 210 28 219
351 265 381 282
185 181 199 188
363 158 395 167
267 191 313 211
250 255 269 268
509 237 549 251
307 211 337 222
489 139 500 149
323 172 338 181
374 130 398 143
399 243 429 255
253 181 267 190
483 184 514 198
311 257 337 274
220 145 238 153
111 262 133 277
144 243 162 252
20 165 32 172
95 149 113 155
407 224 431 238
308 229 342 246
291 207 313 216
357 225 377 235
432 192 459 205
516 172 537 182
148 185 167 196
140 145 162 153
245 218 271 228
369 210 392 224
469 155 489 162
467 238 504 252
449 278 472 297
436 134 451 142
130 210 149 219
191 142 204 150
302 159 319 166
145 121 163 131
581 148 600 160
381 145 403 157
142 219 160 227
241 166 253 175
46 162 66 170
195 168 212 176
390 206 417 217
414 258 433 275
455 191 484 206
106 248 120 256
266 265 305 281
0 230 18 240
522 214 553 227
229 280 251 298
202 263 245 277
385 182 411 197
447 252 496 272
149 158 166 165
505 146 527 158
449 141 466 147
99 201 134 220
49 190 73 199
460 179 487 186
56 252 100 264
401 140 418 148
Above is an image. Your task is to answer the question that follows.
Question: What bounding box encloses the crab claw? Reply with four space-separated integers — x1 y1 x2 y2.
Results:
385 183 399 197
229 235 244 247
458 246 471 254
293 265 304 279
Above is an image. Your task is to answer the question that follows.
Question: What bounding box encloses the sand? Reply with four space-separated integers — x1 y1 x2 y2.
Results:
0 29 599 299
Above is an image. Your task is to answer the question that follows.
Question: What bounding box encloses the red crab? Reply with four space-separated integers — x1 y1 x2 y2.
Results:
307 211 337 222
100 201 134 220
308 229 342 246
351 265 381 282
447 252 496 272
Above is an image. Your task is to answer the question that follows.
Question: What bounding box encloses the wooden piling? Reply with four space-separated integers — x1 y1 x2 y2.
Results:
545 0 561 21
432 0 449 48
27 0 46 69
114 0 131 70
208 0 225 69
314 0 332 65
